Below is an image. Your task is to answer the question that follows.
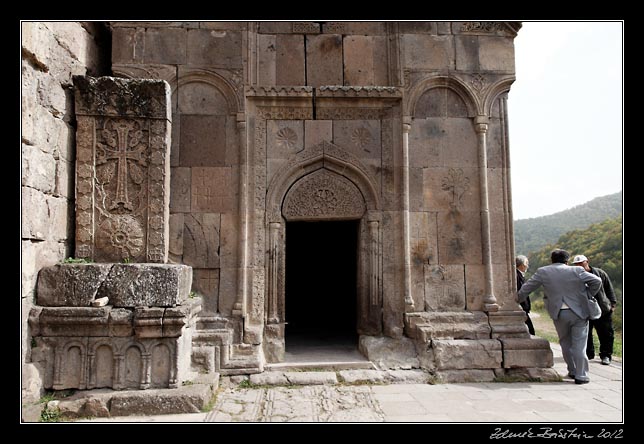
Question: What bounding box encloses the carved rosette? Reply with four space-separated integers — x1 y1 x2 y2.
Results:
282 169 366 221
73 76 171 263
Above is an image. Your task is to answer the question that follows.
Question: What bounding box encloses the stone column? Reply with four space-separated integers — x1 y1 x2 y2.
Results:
87 350 96 389
141 353 151 389
401 117 414 308
267 222 282 324
474 115 499 311
113 355 125 390
234 112 248 318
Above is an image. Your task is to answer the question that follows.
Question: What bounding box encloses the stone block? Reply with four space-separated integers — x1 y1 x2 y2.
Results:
267 120 304 158
455 35 479 71
199 22 248 31
437 22 452 35
250 372 289 386
488 309 531 338
55 159 74 199
410 211 437 265
192 268 220 304
431 339 502 370
47 194 71 242
338 370 386 384
179 115 227 166
402 35 454 70
464 264 485 311
258 22 297 34
170 167 191 212
36 71 68 119
21 186 49 241
191 167 234 213
434 369 496 383
36 263 113 307
283 372 338 385
144 28 187 64
111 27 145 64
436 210 482 264
169 213 184 258
22 144 55 193
187 29 242 68
323 22 387 35
177 73 231 114
220 213 240 268
503 367 561 382
133 307 165 338
257 34 276 85
359 335 419 370
217 267 239 315
305 120 332 148
424 264 466 311
398 22 437 34
500 337 554 368
306 34 343 86
343 36 375 86
486 118 505 168
36 308 111 337
332 119 381 160
108 308 134 336
98 264 193 308
385 369 430 384
183 213 221 268
171 113 180 166
478 36 515 72
276 34 306 85
108 384 215 416
164 298 202 337
406 311 490 340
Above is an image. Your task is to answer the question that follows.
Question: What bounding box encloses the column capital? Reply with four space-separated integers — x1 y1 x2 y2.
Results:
474 115 489 134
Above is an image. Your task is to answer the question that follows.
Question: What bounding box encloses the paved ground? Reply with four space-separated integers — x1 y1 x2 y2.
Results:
79 343 623 424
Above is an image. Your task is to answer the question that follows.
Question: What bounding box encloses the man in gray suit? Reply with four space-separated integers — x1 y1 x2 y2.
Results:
517 249 602 384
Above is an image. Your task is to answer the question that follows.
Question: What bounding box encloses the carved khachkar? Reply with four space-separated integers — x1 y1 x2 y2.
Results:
73 76 171 263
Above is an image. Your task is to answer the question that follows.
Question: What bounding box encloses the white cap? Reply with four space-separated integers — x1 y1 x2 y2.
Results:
572 254 588 264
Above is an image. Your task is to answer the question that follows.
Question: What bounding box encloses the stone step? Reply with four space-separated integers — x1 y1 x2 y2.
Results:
245 369 430 387
404 311 491 340
265 360 376 372
38 373 219 421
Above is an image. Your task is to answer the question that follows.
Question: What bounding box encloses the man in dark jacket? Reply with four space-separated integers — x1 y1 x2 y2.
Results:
572 254 617 365
516 255 535 335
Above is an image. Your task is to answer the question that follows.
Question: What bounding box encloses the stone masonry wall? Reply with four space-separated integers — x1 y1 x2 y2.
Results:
21 22 109 402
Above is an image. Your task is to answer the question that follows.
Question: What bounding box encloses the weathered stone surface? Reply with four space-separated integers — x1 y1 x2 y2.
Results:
306 34 343 86
343 36 376 86
385 369 430 384
250 372 289 386
284 372 338 385
455 35 479 71
434 369 496 383
405 311 491 341
191 167 234 213
179 115 227 166
169 213 184 258
21 186 50 241
488 310 531 338
112 27 145 64
500 337 554 368
37 263 112 307
36 308 110 337
305 120 332 148
22 144 55 193
183 213 221 268
338 369 386 384
359 336 419 370
402 35 454 70
98 264 193 307
187 29 242 68
144 28 187 64
332 120 381 160
424 264 466 311
177 79 230 115
432 339 502 370
267 120 304 159
503 367 561 382
436 210 482 265
398 22 438 35
478 36 515 72
170 167 191 212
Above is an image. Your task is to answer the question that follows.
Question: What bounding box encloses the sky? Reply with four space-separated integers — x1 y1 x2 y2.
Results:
508 21 623 220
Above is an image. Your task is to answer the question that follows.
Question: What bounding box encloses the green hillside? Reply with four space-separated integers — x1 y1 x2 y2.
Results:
514 191 622 254
527 215 623 292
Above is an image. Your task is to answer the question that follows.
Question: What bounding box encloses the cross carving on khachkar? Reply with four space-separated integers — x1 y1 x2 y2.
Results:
74 76 172 263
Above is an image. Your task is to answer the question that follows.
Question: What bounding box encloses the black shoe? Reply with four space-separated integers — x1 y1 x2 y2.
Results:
567 373 575 379
575 379 590 385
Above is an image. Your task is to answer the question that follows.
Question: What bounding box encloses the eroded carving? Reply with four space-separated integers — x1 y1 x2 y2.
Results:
441 168 470 210
351 127 373 150
460 22 505 33
282 169 366 221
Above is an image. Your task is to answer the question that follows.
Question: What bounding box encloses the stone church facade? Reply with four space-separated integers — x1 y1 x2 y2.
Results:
22 21 555 403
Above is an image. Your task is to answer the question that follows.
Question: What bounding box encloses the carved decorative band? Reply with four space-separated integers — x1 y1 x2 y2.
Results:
317 86 402 98
246 86 314 98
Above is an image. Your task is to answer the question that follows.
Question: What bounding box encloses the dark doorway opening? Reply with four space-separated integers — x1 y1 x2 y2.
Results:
285 220 359 350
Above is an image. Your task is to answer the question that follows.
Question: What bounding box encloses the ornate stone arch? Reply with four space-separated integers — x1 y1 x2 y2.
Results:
266 140 380 223
176 69 241 115
405 74 480 117
483 77 516 117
